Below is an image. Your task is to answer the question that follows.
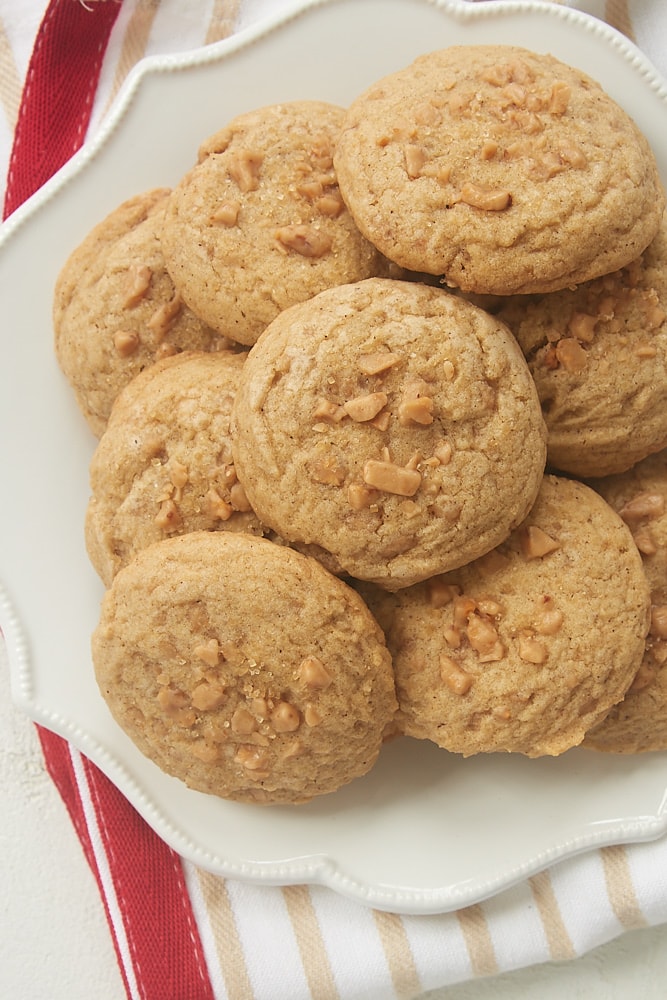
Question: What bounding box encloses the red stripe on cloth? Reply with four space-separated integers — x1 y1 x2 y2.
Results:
36 727 136 1000
3 0 122 218
6 3 217 997
37 727 217 1000
36 727 102 882
82 754 216 1000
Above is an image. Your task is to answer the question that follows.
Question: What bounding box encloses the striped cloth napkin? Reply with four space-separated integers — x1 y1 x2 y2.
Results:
1 2 667 998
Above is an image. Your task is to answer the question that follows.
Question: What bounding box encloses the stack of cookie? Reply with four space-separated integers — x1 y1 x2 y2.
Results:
54 45 667 805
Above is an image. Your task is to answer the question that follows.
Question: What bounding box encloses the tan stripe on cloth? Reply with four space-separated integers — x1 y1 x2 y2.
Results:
604 0 636 40
206 0 242 44
601 844 647 930
373 910 422 998
456 903 498 977
528 870 576 960
103 0 164 117
0 15 22 132
102 0 239 117
196 871 256 1000
282 885 340 999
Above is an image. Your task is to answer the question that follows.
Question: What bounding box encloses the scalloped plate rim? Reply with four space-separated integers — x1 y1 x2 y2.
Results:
3 0 667 250
3 0 667 916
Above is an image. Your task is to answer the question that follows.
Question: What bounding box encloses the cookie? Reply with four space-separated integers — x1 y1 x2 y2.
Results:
54 189 235 437
333 45 664 294
231 277 547 590
364 475 650 757
85 350 263 586
584 451 667 752
160 101 392 347
494 211 667 477
92 531 397 805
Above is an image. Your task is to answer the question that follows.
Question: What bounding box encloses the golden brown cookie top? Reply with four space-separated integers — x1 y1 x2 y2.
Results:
92 531 397 805
231 277 547 590
584 451 667 752
333 45 664 294
160 101 392 347
53 189 231 436
85 350 261 586
366 475 650 757
495 211 667 477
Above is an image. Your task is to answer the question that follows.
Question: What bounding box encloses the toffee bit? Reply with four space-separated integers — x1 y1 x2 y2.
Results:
363 459 421 497
343 392 388 422
274 225 332 258
458 182 511 211
357 351 402 376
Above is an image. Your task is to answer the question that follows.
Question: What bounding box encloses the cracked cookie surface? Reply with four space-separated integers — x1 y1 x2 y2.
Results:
92 531 397 805
54 189 230 436
585 451 667 753
160 101 391 347
333 45 664 294
495 211 667 478
231 277 547 590
85 350 262 587
364 475 650 757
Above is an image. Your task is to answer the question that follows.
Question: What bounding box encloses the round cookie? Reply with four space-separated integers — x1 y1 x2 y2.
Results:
231 277 547 590
364 475 650 757
54 189 233 437
584 450 667 752
85 350 263 586
92 531 397 805
333 45 664 294
160 101 392 347
494 211 667 477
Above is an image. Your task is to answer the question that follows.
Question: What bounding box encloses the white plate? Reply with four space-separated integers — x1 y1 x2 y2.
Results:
3 0 667 916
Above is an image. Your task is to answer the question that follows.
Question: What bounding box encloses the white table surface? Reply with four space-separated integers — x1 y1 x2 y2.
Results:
3 656 667 999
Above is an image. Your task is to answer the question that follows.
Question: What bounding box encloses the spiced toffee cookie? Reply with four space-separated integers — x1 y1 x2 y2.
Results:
333 45 664 294
92 531 397 805
231 277 547 590
160 101 392 347
54 189 231 437
363 476 650 758
584 451 667 753
85 351 263 587
494 210 667 478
